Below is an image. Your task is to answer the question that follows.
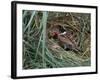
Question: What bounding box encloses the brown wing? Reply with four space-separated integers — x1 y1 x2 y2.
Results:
58 35 74 46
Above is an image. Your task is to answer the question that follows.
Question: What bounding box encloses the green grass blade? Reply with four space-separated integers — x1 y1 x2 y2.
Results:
24 11 36 33
42 12 48 68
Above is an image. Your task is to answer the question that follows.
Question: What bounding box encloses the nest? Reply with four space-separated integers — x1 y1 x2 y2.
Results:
46 13 91 66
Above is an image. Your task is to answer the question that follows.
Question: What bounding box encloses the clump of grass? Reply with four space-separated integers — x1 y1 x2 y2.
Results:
22 10 91 69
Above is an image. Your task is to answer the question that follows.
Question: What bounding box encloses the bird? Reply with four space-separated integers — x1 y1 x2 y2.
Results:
47 24 81 52
50 29 81 53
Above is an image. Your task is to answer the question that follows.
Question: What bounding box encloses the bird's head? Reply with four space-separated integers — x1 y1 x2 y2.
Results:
49 31 59 39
